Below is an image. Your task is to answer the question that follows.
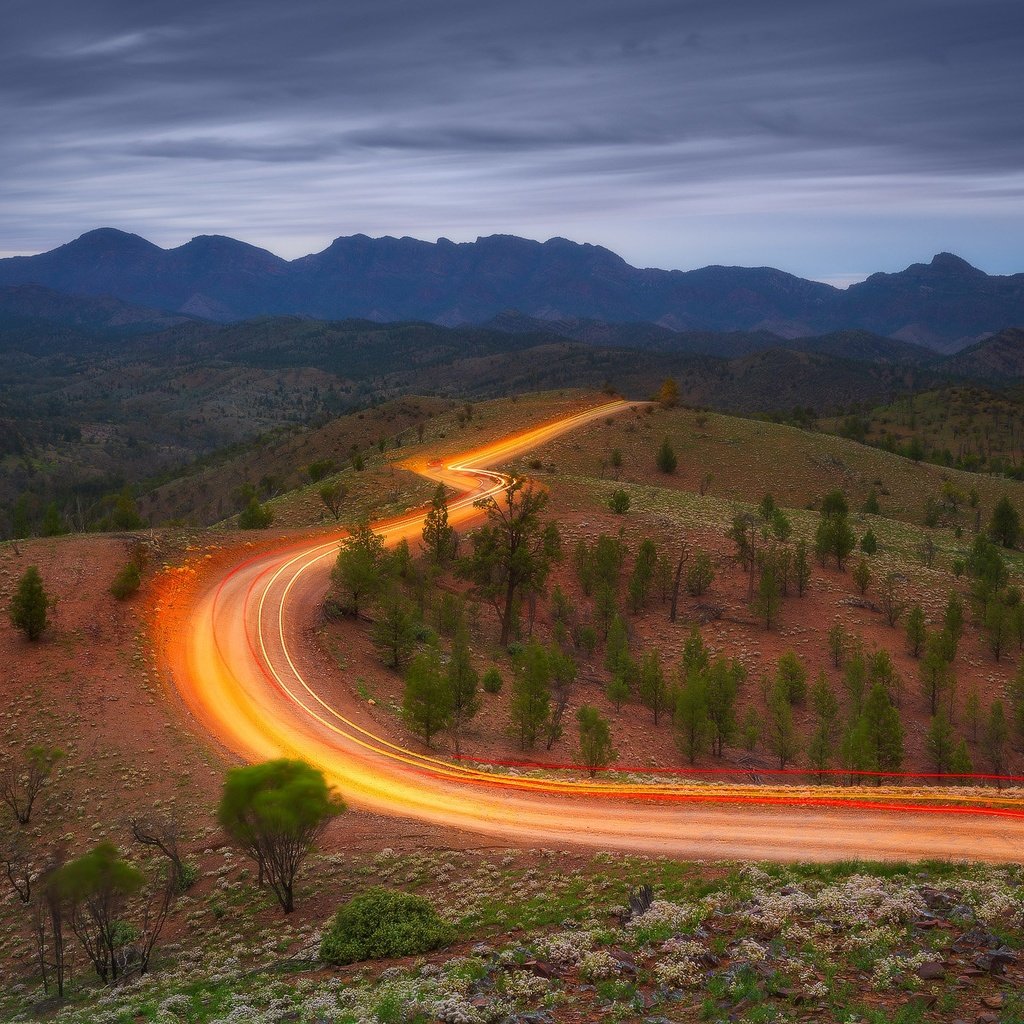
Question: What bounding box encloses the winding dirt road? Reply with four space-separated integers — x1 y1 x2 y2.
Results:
154 400 1024 861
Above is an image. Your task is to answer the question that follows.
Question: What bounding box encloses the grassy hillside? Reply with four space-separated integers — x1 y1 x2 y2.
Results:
823 385 1024 476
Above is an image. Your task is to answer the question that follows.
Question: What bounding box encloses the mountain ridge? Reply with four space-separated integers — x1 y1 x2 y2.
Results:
1 229 1021 349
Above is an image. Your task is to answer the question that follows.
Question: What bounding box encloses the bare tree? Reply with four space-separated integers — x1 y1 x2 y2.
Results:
1 828 35 903
129 812 189 887
0 746 63 824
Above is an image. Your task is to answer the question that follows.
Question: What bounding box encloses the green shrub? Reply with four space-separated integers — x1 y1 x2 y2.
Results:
319 888 454 965
110 561 142 600
238 497 273 529
482 668 502 694
607 489 631 514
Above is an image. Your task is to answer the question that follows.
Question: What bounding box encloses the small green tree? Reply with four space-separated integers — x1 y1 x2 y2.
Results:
638 649 670 725
879 573 907 628
656 437 677 474
10 566 51 641
332 522 388 618
482 667 502 694
704 656 744 756
775 651 808 705
982 701 1009 778
753 558 782 629
446 632 480 754
218 760 343 913
371 595 419 669
319 482 347 522
403 652 451 747
606 674 630 711
674 675 709 764
852 558 871 596
925 711 957 774
860 529 878 555
577 706 616 777
422 484 458 564
827 622 846 668
920 633 953 715
765 685 800 768
686 550 714 597
905 604 926 658
604 614 630 675
989 495 1021 548
509 642 551 749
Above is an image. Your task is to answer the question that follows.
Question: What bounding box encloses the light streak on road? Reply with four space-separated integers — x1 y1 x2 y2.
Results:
152 400 1024 860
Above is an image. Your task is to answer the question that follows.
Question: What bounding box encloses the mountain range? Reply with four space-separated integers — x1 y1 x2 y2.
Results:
1 229 1022 351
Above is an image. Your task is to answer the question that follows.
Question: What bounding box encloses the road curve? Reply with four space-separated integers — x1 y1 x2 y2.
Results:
154 400 1024 861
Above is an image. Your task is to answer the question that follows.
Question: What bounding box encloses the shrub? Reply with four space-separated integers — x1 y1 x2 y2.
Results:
482 668 503 694
608 489 631 514
319 888 454 965
238 496 273 529
110 561 142 600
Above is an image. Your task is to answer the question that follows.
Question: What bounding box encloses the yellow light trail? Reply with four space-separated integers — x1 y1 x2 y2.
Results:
152 400 1024 861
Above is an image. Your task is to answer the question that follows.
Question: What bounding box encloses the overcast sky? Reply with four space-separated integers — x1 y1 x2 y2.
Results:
2 0 1022 283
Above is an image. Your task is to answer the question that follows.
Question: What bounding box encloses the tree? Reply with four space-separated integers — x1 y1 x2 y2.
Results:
10 567 51 641
843 646 868 715
944 591 965 652
577 706 616 776
793 540 811 597
985 598 1012 661
544 645 576 750
371 595 419 669
656 378 679 408
686 550 714 597
628 539 658 612
604 614 630 675
765 686 800 768
656 437 677 474
446 632 480 754
238 496 273 529
606 674 630 711
815 498 856 570
925 711 957 774
704 657 744 756
319 482 347 521
852 558 871 596
827 622 847 669
753 557 782 629
422 484 458 564
674 675 708 764
41 503 65 537
403 652 451 747
859 682 905 781
1 745 63 824
950 738 973 776
920 633 954 715
332 522 388 618
638 650 670 725
459 477 558 645
51 843 144 983
964 682 981 742
129 811 190 889
989 495 1021 548
217 759 343 913
905 604 926 658
879 573 907 628
982 701 1009 779
775 651 808 704
510 643 552 749
860 529 878 554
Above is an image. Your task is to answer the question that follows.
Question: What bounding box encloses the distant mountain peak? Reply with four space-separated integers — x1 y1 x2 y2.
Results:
929 252 983 275
64 227 160 253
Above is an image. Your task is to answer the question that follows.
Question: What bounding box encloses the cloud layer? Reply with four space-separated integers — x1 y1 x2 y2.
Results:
3 0 1022 278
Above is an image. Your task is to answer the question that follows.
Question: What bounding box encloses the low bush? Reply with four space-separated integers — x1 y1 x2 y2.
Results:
110 561 142 600
319 887 454 965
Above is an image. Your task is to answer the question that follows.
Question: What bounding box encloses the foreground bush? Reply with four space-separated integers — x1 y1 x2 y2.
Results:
319 887 454 965
110 561 142 599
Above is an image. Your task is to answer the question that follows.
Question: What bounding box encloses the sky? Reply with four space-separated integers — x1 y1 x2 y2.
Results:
2 0 1023 285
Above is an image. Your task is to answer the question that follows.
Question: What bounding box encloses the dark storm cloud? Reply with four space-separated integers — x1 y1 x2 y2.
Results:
1 0 1023 277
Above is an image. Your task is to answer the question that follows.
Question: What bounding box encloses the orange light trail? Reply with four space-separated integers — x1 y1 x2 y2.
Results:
151 400 1024 861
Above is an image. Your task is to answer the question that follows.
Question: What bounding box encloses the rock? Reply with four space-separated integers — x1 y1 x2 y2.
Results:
952 927 1001 952
916 961 946 981
980 993 1005 1009
973 948 1018 974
